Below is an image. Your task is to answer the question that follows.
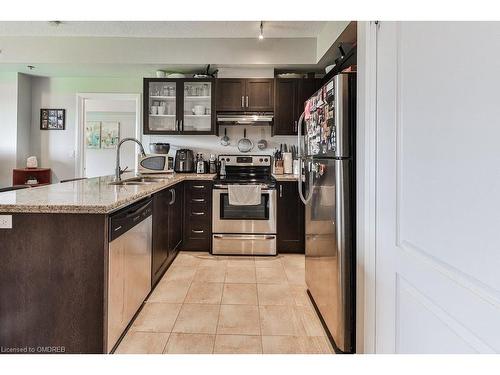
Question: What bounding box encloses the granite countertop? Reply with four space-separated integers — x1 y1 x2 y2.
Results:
0 173 216 214
273 174 300 181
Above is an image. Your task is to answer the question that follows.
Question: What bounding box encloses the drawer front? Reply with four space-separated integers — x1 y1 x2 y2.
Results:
187 203 210 221
187 181 212 195
212 234 276 255
186 217 210 238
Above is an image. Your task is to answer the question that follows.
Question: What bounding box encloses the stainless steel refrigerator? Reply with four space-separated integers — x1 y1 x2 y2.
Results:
297 72 356 353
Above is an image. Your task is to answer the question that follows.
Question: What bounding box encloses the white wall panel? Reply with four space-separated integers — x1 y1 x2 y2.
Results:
375 21 500 353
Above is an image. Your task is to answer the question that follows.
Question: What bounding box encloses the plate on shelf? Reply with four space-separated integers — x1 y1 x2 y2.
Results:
167 73 186 78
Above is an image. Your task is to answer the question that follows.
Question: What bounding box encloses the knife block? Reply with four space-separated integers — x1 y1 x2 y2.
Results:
274 160 284 175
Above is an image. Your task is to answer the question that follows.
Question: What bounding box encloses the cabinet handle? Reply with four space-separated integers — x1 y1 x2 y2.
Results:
192 212 205 216
241 96 245 108
176 120 179 131
192 185 205 189
279 185 283 198
192 230 204 234
180 120 183 131
294 121 298 132
192 198 205 202
169 188 176 205
246 95 249 107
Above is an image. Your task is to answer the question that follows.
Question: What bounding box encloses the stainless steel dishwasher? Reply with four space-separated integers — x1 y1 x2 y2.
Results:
107 198 152 353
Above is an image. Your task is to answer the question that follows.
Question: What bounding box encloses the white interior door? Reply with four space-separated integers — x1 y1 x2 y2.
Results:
375 22 500 353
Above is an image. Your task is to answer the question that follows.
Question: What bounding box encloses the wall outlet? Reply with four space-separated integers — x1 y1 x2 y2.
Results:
0 215 12 229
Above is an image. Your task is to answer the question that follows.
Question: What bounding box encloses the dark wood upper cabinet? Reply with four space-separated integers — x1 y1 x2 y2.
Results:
143 78 216 135
216 79 246 111
273 78 322 136
273 79 298 135
277 181 305 253
216 78 274 112
245 79 274 111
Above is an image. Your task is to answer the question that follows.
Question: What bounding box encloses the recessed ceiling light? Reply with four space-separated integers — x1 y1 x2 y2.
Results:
259 21 264 40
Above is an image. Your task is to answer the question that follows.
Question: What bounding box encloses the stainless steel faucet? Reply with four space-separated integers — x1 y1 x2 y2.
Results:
115 138 147 181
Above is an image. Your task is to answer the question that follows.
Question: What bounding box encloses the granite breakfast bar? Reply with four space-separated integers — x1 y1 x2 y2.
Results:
0 173 215 353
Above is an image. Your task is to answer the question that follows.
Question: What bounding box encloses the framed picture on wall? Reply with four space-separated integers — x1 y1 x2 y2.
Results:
100 122 120 149
40 109 65 130
85 121 101 149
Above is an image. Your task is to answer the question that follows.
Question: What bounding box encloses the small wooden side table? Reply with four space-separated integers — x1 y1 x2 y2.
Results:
13 168 52 186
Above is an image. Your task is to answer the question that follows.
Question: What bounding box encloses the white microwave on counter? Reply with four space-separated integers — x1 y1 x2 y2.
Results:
137 154 174 174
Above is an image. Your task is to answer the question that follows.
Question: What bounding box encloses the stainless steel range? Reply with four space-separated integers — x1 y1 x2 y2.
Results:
212 155 277 255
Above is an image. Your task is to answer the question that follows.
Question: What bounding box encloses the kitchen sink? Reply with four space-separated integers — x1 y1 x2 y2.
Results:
109 176 171 186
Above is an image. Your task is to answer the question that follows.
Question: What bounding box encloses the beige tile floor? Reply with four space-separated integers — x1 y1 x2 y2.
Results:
115 252 334 354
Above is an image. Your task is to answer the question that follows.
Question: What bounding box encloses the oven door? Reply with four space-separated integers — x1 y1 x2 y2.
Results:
213 188 276 234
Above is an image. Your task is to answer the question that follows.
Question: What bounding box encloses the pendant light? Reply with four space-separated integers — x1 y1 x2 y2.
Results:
259 21 264 40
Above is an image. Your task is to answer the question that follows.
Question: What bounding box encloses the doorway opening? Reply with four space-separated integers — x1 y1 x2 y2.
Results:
75 93 141 178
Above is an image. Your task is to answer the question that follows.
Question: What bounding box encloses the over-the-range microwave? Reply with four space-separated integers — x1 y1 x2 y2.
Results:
137 154 174 174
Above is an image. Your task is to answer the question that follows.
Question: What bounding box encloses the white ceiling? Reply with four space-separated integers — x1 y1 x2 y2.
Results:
0 21 327 38
0 21 351 77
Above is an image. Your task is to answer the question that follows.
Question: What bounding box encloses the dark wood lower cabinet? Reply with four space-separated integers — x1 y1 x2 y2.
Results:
181 180 213 251
276 181 305 253
167 183 184 255
152 182 184 286
0 213 107 353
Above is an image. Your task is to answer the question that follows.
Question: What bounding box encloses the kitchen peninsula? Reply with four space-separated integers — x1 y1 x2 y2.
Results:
0 173 215 353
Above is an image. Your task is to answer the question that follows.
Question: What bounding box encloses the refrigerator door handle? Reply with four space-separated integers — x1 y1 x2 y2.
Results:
334 159 350 336
296 111 305 160
297 111 313 205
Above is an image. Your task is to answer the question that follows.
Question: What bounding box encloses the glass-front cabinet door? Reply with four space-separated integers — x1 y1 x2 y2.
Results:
144 78 215 135
146 80 178 132
181 80 213 133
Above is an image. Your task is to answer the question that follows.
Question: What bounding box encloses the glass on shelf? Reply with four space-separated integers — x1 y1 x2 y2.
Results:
183 81 212 132
148 115 177 131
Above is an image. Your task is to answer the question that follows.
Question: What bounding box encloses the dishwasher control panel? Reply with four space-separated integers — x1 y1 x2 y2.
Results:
109 198 153 242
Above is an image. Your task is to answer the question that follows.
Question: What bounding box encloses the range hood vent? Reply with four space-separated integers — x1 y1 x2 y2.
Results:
217 113 273 125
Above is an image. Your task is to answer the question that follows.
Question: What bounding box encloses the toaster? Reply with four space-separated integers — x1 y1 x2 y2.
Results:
174 149 195 173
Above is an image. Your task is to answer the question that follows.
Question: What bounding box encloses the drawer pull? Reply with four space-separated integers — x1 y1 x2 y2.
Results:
192 230 205 234
192 198 205 202
192 212 205 216
192 185 205 189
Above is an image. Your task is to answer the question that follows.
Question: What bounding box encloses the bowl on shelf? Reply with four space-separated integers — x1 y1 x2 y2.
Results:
149 143 170 154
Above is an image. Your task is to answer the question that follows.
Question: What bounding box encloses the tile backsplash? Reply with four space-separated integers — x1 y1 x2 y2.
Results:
143 125 296 158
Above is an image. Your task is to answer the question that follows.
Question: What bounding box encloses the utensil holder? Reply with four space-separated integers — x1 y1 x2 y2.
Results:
283 152 293 174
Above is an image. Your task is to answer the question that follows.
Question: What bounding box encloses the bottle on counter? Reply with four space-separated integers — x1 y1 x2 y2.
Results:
196 153 206 174
209 154 217 174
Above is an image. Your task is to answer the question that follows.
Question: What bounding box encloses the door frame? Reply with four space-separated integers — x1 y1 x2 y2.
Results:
355 21 378 354
75 93 142 178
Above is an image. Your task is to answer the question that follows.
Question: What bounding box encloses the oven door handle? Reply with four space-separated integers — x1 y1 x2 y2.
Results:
213 235 276 240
